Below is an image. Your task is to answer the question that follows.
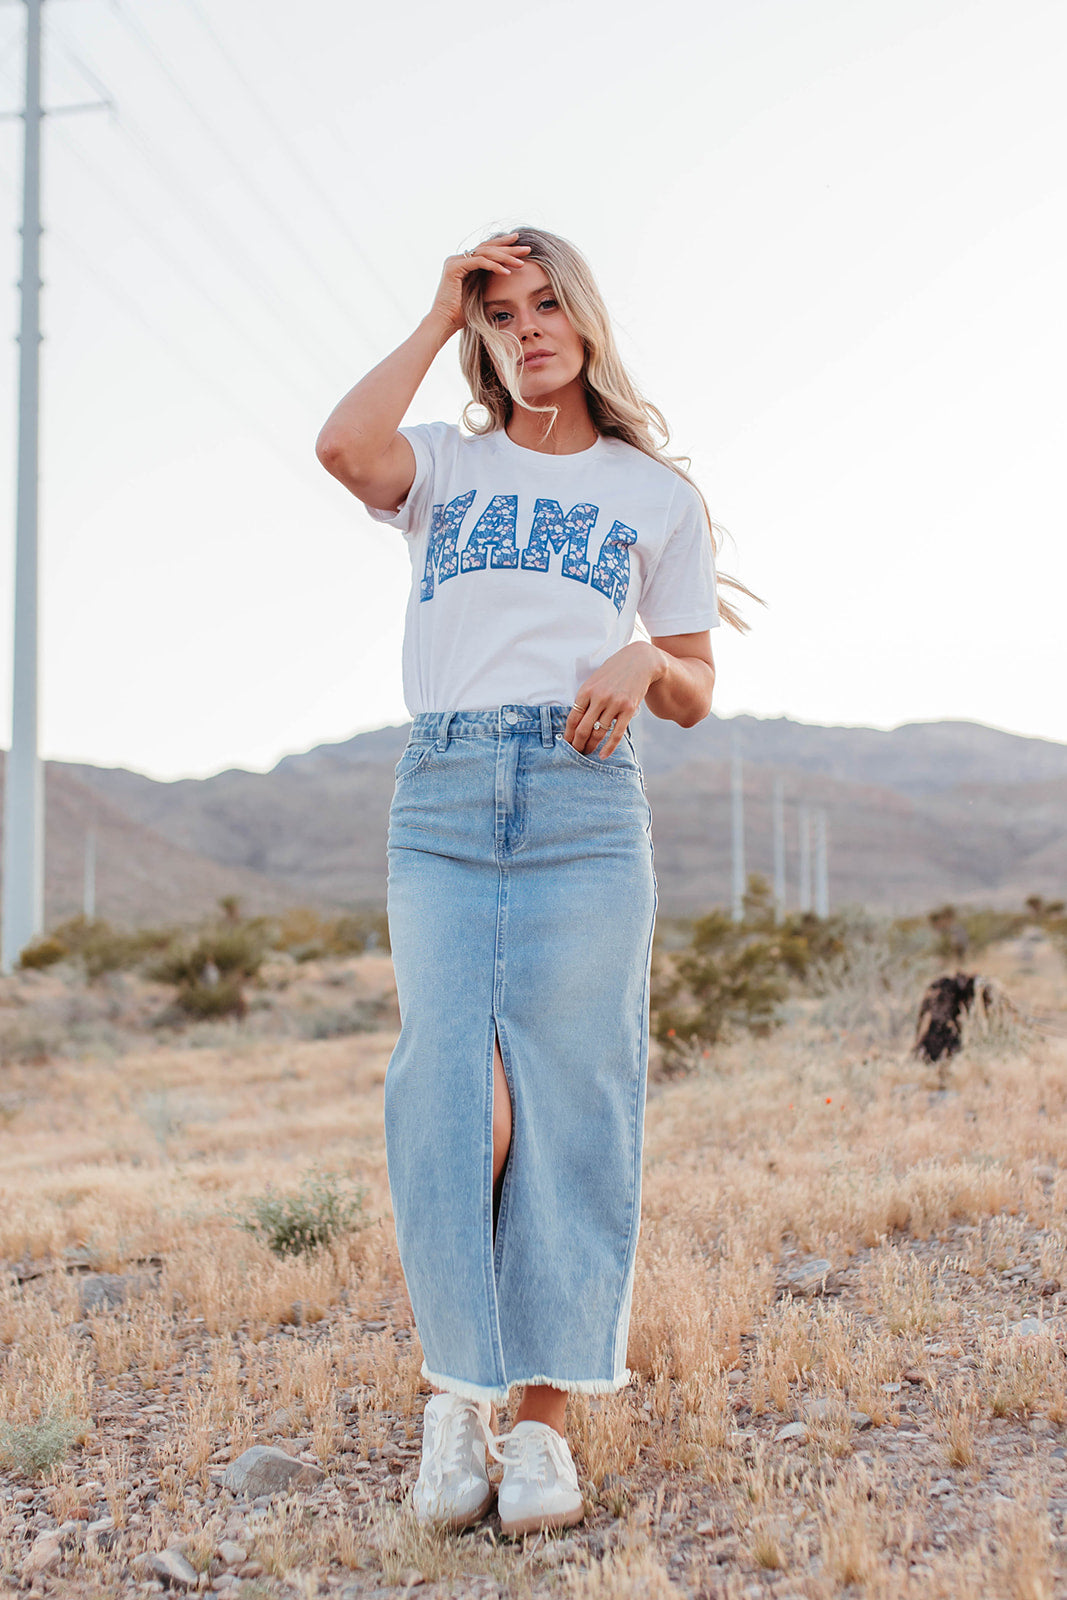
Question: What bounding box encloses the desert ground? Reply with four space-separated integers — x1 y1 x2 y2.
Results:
2 931 1067 1598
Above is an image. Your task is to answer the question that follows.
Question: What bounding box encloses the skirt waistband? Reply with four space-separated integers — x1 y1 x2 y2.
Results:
409 705 571 747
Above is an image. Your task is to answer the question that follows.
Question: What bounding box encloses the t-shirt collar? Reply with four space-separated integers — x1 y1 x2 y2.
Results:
495 427 605 467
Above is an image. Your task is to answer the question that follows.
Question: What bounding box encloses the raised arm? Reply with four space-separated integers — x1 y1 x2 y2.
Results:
315 233 531 514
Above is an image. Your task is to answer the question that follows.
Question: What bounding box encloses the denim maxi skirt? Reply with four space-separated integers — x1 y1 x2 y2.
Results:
384 703 658 1402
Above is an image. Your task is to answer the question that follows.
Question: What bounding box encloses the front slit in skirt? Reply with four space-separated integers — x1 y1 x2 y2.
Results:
384 703 658 1403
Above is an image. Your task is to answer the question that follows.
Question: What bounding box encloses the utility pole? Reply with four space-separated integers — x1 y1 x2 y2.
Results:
0 1 110 972
798 803 812 914
815 808 830 918
772 776 785 923
1 0 44 974
82 826 95 920
730 731 745 923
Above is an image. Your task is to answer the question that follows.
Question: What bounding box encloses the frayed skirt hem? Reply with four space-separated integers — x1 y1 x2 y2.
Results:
421 1362 632 1402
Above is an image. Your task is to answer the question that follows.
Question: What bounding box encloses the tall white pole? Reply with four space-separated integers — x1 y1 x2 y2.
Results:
772 776 785 923
815 808 830 918
798 803 812 914
730 733 745 923
1 0 44 974
83 827 95 920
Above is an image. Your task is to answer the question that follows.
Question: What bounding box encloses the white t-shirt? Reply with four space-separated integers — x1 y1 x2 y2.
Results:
367 422 720 714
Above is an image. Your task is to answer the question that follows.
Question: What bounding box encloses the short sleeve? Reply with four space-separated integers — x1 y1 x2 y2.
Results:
637 478 721 635
364 421 453 538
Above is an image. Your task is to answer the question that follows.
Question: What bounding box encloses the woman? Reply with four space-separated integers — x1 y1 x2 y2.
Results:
316 228 744 1536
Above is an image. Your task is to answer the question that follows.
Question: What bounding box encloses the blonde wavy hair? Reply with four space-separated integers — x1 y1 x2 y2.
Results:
458 225 753 632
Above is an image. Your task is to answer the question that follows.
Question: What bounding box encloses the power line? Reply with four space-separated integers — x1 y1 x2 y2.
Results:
0 32 331 499
109 0 385 352
174 0 411 330
48 214 319 484
50 36 349 399
48 111 327 418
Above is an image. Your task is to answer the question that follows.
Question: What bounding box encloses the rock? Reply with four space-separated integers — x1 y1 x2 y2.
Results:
216 1541 247 1567
238 1562 264 1579
775 1422 809 1443
267 1407 295 1431
22 1535 61 1577
930 1478 955 1496
1010 1317 1049 1338
535 1539 576 1566
881 1382 903 1394
703 1535 741 1565
85 1514 117 1552
76 1271 150 1315
1035 1166 1057 1183
801 1397 839 1422
134 1549 199 1590
850 1412 873 1431
783 1258 835 1296
222 1445 325 1497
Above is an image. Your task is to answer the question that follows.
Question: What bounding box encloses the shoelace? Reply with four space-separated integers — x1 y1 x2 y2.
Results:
423 1402 492 1492
488 1425 571 1487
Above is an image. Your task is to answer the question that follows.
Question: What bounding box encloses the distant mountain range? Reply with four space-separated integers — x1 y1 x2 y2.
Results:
4 714 1064 927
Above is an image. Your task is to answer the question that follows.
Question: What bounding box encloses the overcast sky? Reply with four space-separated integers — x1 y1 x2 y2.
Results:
0 0 1062 781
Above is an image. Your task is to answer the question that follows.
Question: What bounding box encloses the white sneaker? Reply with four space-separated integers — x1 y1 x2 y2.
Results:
494 1420 585 1536
412 1393 495 1529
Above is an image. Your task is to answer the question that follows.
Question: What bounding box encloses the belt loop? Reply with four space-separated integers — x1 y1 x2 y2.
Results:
436 711 456 752
539 704 554 747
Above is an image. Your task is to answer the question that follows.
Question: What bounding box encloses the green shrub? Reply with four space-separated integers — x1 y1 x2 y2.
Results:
270 907 390 960
38 916 177 980
650 876 865 1072
149 923 267 988
0 1017 59 1066
651 877 792 1070
17 935 68 970
149 921 268 1021
171 976 248 1020
232 1168 367 1256
0 1401 83 1476
295 999 396 1039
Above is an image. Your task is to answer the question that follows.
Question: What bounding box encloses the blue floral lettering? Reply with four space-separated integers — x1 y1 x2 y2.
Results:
459 495 519 573
519 499 596 583
589 520 637 614
420 490 475 601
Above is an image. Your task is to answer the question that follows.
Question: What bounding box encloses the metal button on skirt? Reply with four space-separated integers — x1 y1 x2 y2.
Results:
384 704 658 1402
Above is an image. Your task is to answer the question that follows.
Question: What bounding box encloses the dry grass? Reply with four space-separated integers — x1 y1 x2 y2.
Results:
1 935 1066 1596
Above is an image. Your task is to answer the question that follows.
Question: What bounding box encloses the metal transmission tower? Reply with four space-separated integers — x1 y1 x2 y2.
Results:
730 731 745 923
0 0 109 973
798 803 813 913
772 776 785 923
814 808 830 918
